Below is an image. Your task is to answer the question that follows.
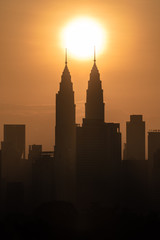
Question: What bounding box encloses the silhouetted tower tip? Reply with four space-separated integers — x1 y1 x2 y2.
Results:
65 48 68 66
89 46 100 79
60 49 73 92
94 45 96 64
62 64 71 79
85 48 104 121
62 48 70 76
90 61 100 78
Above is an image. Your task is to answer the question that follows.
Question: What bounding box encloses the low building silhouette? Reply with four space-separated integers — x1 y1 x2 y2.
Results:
28 145 54 208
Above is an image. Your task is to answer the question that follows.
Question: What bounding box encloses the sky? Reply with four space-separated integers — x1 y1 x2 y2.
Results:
0 0 160 156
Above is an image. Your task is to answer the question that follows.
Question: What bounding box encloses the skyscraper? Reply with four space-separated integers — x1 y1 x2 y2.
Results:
1 124 26 213
1 124 25 181
85 59 105 121
148 131 160 169
76 57 121 208
148 131 160 210
125 115 145 160
54 51 76 202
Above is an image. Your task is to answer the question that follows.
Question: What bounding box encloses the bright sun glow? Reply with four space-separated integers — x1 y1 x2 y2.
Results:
61 17 106 60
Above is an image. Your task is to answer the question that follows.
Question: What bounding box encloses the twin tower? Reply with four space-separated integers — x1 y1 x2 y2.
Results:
54 54 121 207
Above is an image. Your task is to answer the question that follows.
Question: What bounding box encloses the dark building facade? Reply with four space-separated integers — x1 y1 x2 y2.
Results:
54 58 76 202
122 116 147 208
121 160 148 209
1 125 26 213
76 61 121 208
125 115 145 160
29 145 54 208
148 131 160 170
1 125 25 182
148 131 160 210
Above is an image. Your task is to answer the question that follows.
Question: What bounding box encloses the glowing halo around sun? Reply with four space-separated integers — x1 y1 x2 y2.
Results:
61 17 106 60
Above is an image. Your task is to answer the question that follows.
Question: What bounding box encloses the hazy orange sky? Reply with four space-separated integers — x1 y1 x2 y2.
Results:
0 0 160 154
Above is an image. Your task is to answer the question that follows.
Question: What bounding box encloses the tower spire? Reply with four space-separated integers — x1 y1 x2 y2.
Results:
85 46 104 121
60 48 72 90
94 46 96 64
65 48 67 65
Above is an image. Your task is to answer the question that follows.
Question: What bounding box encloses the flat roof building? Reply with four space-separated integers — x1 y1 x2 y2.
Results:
125 115 145 160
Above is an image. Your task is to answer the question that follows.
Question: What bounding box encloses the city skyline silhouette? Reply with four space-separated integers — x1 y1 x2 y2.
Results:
0 52 160 239
1 0 160 154
1 0 160 239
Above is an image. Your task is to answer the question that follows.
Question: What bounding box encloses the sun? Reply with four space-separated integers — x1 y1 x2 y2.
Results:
61 17 106 60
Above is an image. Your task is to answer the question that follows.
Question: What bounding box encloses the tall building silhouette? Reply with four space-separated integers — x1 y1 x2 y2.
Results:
76 56 121 208
85 59 104 121
1 125 25 213
1 124 25 182
148 131 160 169
122 115 147 208
148 131 160 210
125 115 145 160
54 50 76 202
